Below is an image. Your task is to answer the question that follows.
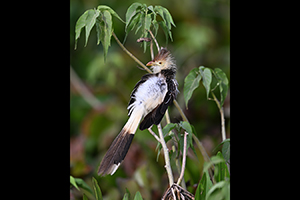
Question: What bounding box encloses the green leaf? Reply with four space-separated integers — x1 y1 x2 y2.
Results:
83 193 89 200
122 189 130 200
178 121 193 153
123 12 141 44
183 68 202 108
97 5 125 23
70 175 79 190
99 10 112 61
133 191 143 200
212 138 230 153
85 9 100 47
199 66 212 99
74 10 89 49
125 3 142 29
222 140 230 164
206 181 230 200
162 123 176 136
213 68 229 107
143 13 152 53
72 177 93 195
214 152 230 183
92 177 102 200
195 171 213 200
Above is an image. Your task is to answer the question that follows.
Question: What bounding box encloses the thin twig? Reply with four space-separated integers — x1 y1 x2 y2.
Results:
177 131 188 185
148 127 161 143
148 29 160 52
158 123 174 186
70 66 105 111
150 40 154 60
112 32 152 73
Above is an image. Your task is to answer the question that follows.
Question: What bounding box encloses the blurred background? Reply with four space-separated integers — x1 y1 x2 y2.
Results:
70 0 229 199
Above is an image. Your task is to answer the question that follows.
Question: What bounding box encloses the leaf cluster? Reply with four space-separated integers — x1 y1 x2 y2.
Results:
124 3 176 52
194 151 230 200
183 66 229 108
74 3 176 60
74 6 124 60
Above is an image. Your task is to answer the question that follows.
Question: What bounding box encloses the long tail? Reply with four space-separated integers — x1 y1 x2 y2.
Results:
98 108 144 176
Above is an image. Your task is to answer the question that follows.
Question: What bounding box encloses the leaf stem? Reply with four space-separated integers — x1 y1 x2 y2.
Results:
148 29 160 52
211 92 226 141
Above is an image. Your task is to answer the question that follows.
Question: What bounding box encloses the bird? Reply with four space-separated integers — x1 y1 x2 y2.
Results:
98 47 178 176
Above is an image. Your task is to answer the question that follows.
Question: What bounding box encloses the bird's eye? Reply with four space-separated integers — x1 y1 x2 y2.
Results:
159 61 162 65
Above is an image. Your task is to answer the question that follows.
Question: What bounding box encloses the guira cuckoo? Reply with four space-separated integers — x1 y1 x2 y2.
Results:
98 47 178 176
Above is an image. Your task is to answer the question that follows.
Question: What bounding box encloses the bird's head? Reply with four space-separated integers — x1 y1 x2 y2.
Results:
146 47 176 74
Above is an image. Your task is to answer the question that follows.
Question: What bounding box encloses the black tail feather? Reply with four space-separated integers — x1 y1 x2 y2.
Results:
98 129 134 176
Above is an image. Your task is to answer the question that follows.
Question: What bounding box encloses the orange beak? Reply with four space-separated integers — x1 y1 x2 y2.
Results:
146 61 154 66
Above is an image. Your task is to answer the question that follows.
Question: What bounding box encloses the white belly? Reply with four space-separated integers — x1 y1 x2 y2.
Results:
133 75 167 116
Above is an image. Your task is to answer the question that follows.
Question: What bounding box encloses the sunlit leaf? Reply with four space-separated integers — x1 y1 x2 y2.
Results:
92 177 102 200
183 68 201 108
70 175 79 190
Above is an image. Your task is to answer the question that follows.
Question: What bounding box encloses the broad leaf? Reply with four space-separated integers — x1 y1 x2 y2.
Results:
214 68 229 107
183 68 201 108
162 123 176 136
74 10 89 49
206 181 230 200
92 177 102 200
85 9 100 47
199 66 212 99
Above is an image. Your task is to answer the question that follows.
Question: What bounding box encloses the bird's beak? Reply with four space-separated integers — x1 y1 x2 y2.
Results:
146 61 154 66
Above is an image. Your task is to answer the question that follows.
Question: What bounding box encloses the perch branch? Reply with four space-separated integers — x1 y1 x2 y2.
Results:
148 127 162 143
158 123 174 186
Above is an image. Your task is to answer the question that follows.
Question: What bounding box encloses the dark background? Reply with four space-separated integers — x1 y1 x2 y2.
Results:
70 0 229 199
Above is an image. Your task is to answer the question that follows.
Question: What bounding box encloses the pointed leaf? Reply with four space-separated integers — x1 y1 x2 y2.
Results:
162 123 176 137
125 3 143 29
183 68 202 108
214 68 229 107
100 10 112 61
97 5 125 23
85 9 100 47
199 66 212 99
214 152 230 183
195 171 213 200
123 13 141 44
74 10 89 49
133 191 143 200
73 177 93 195
160 6 176 27
92 177 102 200
70 176 79 190
83 194 89 200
